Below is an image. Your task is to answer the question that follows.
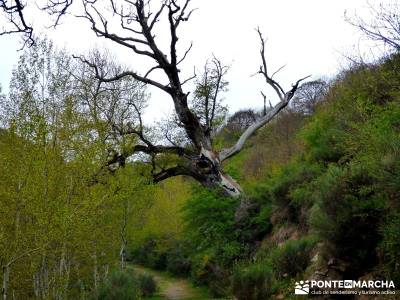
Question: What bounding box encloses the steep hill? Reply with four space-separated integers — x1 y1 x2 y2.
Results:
130 53 400 299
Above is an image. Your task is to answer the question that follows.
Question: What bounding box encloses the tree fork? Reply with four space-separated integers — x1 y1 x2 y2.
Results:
74 1 309 199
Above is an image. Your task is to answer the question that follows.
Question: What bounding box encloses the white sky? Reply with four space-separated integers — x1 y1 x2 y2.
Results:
0 0 384 122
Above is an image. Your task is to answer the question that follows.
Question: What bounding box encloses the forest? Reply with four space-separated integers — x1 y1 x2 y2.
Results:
0 0 400 299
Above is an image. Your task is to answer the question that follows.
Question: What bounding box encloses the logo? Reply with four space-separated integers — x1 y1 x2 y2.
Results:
294 279 396 296
344 280 353 288
295 280 310 295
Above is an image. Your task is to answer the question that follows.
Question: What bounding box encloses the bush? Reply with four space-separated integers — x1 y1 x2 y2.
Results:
95 270 140 300
252 161 322 224
310 165 385 276
232 262 273 300
165 241 191 276
130 237 167 270
93 269 157 299
183 186 245 266
136 273 157 297
269 237 316 279
379 213 400 285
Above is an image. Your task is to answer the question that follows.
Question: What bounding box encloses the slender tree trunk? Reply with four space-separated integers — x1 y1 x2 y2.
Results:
33 273 39 298
41 254 49 299
120 245 126 270
103 264 109 280
63 258 70 298
120 200 128 270
59 246 70 298
2 265 9 300
93 253 99 293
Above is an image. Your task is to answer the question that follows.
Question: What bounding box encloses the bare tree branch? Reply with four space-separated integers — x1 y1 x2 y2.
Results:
256 27 285 100
260 91 267 116
75 0 206 152
345 1 400 51
73 55 172 93
41 0 73 27
219 29 310 161
0 0 34 48
1 0 75 47
177 41 193 65
153 165 192 183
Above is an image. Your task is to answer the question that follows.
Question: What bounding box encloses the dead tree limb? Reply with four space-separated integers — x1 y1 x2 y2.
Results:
0 0 74 47
73 2 309 197
0 0 34 48
1 0 311 198
345 1 400 51
219 28 309 162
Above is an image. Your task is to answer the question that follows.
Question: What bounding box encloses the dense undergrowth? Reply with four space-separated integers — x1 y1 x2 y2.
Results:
90 269 157 300
1 40 399 299
129 53 400 299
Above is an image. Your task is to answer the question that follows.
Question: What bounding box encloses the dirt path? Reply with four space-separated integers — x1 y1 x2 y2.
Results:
130 264 211 300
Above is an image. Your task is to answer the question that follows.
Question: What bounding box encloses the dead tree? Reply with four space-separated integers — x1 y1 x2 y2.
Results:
0 0 73 48
345 1 400 51
72 0 309 197
0 0 308 196
0 0 33 47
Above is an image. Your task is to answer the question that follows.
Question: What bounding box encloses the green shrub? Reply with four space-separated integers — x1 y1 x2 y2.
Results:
95 270 140 300
136 273 157 297
379 213 400 285
93 269 157 299
183 186 245 266
310 165 385 275
269 237 316 279
130 237 167 270
165 241 191 276
301 112 346 163
183 186 256 295
232 262 273 300
253 161 322 224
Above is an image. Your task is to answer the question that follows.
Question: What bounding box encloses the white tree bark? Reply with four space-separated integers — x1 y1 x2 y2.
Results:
93 253 99 293
2 265 9 300
219 100 288 162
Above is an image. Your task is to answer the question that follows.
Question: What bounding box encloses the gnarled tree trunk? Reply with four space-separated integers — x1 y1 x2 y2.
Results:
75 0 309 201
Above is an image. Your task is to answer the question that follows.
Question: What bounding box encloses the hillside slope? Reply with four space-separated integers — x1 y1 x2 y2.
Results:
130 53 400 299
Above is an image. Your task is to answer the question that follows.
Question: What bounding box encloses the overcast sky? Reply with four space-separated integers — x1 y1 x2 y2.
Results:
0 0 383 121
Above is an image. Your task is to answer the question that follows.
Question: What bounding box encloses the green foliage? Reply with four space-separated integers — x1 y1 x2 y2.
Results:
2 25 400 300
379 213 400 285
250 161 322 225
310 165 385 275
0 38 153 298
165 241 191 276
136 273 157 297
232 262 273 300
95 270 140 300
226 53 400 295
190 58 229 131
93 269 157 299
269 237 317 279
231 236 317 299
182 186 259 296
300 112 346 163
131 238 191 277
183 186 243 266
131 237 167 270
296 55 400 278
